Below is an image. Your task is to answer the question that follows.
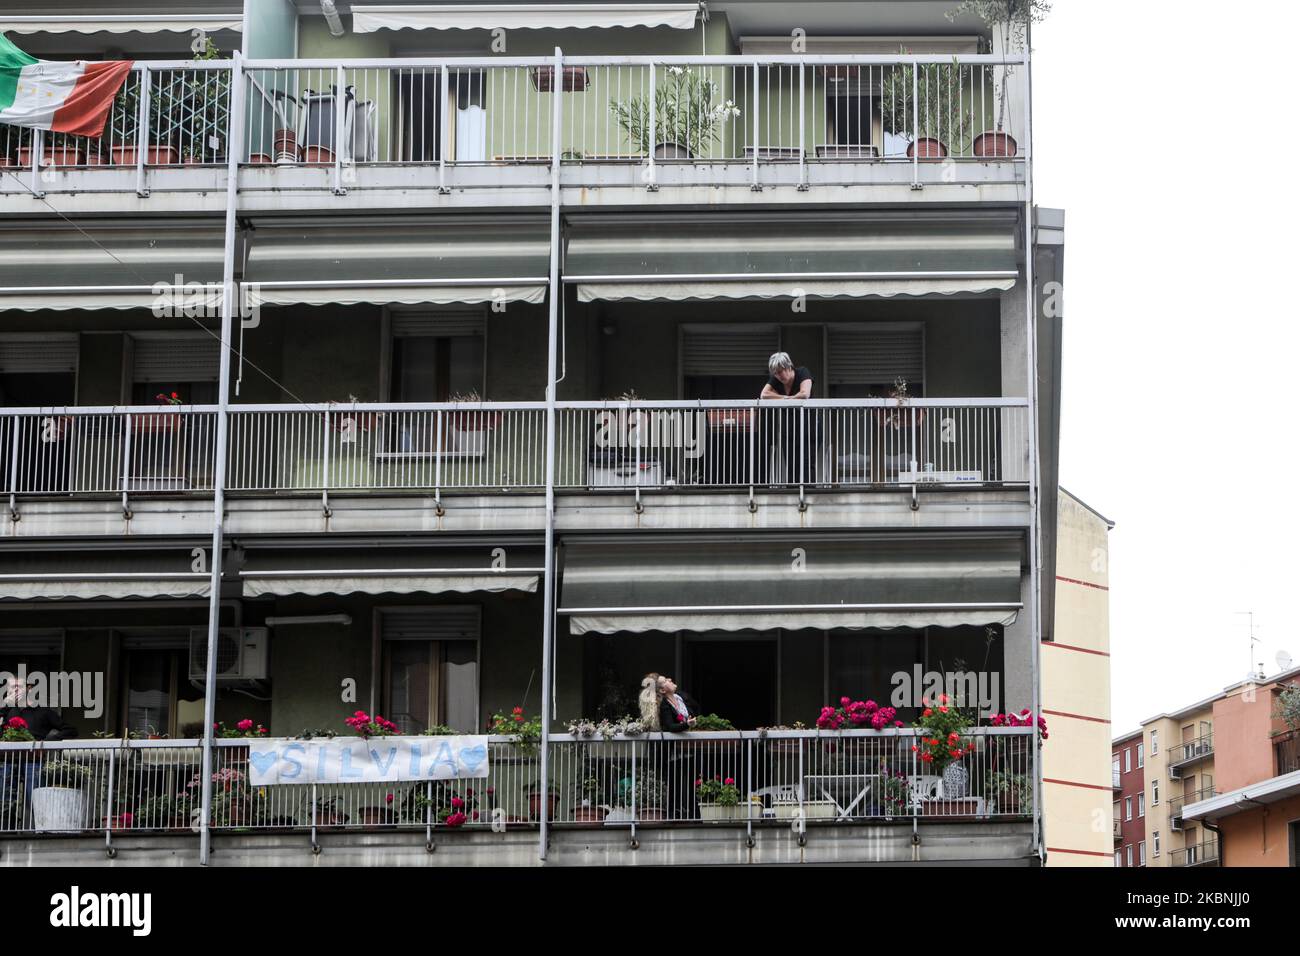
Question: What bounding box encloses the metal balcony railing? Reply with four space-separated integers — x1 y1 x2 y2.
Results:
1169 785 1218 817
1 399 1030 509
1167 734 1214 769
1275 732 1300 776
0 727 1037 839
0 53 1026 195
1171 840 1220 867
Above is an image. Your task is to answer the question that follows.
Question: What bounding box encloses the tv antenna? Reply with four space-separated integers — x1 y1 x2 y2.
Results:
1235 611 1261 677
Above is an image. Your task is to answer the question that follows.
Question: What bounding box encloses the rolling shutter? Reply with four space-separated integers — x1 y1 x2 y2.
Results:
0 334 78 374
682 326 779 377
827 324 924 387
391 310 485 338
380 607 481 642
132 334 220 383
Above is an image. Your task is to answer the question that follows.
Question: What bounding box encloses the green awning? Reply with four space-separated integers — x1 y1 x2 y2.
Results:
243 217 550 307
558 534 1024 634
564 214 1019 302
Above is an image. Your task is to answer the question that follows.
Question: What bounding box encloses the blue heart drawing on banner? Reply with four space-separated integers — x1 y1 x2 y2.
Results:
459 744 488 771
250 750 279 777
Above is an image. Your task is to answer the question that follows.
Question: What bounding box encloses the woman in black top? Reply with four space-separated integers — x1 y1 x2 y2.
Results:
760 352 816 484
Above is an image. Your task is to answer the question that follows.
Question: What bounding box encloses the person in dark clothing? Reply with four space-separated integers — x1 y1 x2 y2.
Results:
759 352 818 484
647 674 701 820
0 680 78 818
656 675 700 733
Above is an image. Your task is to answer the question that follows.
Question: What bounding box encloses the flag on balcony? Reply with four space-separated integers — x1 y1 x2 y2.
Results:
0 33 132 137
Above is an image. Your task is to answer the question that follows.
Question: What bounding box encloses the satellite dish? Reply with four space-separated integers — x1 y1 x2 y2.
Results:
1278 650 1294 672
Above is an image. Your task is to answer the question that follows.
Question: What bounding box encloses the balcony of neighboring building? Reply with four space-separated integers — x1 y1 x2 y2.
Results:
0 2 1028 213
1167 733 1214 776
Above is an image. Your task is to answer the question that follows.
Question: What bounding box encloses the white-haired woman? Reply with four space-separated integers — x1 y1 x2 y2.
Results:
760 351 815 485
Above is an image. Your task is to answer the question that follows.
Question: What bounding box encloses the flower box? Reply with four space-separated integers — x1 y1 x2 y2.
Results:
774 799 836 820
132 413 184 434
111 145 179 166
531 66 589 92
698 802 743 822
920 797 983 817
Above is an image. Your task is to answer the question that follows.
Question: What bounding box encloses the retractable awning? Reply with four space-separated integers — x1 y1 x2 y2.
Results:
0 547 210 601
242 218 550 307
0 221 226 312
351 4 699 33
239 546 542 598
565 215 1019 302
559 535 1023 634
1 15 243 35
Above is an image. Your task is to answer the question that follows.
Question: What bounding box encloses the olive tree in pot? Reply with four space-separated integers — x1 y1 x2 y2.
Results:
946 0 1052 157
880 57 976 160
610 66 740 159
32 758 95 833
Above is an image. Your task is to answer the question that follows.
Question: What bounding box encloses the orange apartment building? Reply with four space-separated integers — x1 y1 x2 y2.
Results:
1183 670 1300 867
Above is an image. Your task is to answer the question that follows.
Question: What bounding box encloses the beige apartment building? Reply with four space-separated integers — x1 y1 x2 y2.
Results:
1139 698 1217 866
1042 489 1113 866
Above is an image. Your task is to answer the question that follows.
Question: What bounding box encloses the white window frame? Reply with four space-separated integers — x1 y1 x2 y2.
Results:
1152 779 1160 805
1138 841 1147 866
1125 845 1133 867
1137 746 1144 769
1153 831 1161 857
1124 748 1131 773
1125 797 1132 821
1138 793 1145 818
1151 729 1159 756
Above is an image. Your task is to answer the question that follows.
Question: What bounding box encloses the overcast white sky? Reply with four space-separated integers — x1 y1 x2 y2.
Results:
1031 1 1300 731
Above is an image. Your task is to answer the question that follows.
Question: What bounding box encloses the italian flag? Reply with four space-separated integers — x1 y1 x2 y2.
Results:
0 33 133 138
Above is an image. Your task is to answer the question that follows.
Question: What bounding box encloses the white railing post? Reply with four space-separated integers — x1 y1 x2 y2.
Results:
645 62 657 190
7 415 20 519
439 64 450 193
120 413 134 517
333 65 347 195
29 128 43 197
751 60 761 190
911 58 920 188
321 408 332 516
136 67 151 197
797 62 807 190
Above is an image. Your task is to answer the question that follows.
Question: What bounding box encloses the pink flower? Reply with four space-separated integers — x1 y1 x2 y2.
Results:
385 793 394 804
445 811 467 828
451 796 464 809
237 719 253 731
724 777 734 785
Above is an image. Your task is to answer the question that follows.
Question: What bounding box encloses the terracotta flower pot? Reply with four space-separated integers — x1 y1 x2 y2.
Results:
246 152 274 165
132 413 185 434
972 131 1018 158
906 137 948 160
18 145 82 167
531 66 589 92
653 141 694 160
111 145 178 166
572 805 607 825
302 145 334 166
273 128 299 164
527 792 559 820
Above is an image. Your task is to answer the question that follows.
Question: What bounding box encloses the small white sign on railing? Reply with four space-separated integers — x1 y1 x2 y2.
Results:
247 736 490 786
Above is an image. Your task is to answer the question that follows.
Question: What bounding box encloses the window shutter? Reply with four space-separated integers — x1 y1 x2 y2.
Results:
681 326 779 377
391 309 485 338
826 324 924 387
0 334 78 374
132 334 220 383
380 606 481 642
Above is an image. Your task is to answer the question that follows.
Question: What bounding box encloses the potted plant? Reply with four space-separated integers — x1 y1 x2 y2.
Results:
912 693 980 815
695 774 742 822
875 762 912 819
31 758 94 832
985 770 1031 815
446 390 499 456
947 1 1050 156
17 138 81 168
357 793 398 827
1 716 35 742
522 781 560 821
134 391 186 434
689 713 737 731
880 56 975 159
488 706 542 757
610 65 740 159
816 698 902 731
344 709 399 738
572 774 606 824
306 794 348 828
109 73 181 166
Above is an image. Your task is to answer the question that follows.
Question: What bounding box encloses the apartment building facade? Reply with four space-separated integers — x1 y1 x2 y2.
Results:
1042 488 1112 866
1183 670 1300 867
0 0 1062 866
1111 729 1143 867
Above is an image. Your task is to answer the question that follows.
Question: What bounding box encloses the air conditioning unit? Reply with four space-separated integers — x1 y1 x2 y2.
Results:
188 627 269 683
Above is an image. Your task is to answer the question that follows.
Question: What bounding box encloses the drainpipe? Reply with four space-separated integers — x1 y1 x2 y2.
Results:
1202 817 1222 865
199 50 246 867
537 46 564 864
1020 20 1043 862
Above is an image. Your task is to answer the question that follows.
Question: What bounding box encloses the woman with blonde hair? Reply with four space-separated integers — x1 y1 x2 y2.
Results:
638 672 662 731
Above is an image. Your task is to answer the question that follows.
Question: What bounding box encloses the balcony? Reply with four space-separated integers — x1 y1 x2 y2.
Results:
1113 816 1122 842
1167 734 1213 776
1275 732 1300 776
0 727 1037 864
1 398 1030 536
0 53 1027 212
1171 840 1220 868
1169 785 1218 830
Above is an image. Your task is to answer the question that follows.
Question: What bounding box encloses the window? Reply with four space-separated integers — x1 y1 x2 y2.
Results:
1138 841 1147 866
1114 850 1123 868
130 332 219 405
1152 779 1160 805
819 67 880 156
1289 821 1299 867
389 311 485 403
1153 831 1161 857
826 323 924 399
379 607 480 735
1137 746 1144 769
1138 793 1145 818
1151 729 1159 756
1125 797 1132 821
681 325 780 400
1113 754 1122 786
120 645 205 738
0 334 77 407
1125 845 1133 867
1124 748 1131 773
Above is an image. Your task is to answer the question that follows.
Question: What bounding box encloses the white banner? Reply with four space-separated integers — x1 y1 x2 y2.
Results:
247 736 490 786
